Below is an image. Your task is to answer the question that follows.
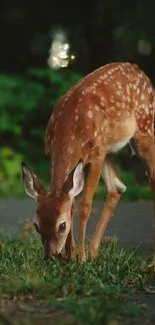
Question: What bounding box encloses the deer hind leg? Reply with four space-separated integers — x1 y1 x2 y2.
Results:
88 155 126 260
132 132 155 265
78 160 104 262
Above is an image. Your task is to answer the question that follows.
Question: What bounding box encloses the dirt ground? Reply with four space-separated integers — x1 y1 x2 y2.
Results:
0 292 155 325
0 298 77 325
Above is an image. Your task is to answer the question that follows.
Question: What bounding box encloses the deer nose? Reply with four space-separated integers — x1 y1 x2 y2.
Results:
43 249 58 261
43 254 56 261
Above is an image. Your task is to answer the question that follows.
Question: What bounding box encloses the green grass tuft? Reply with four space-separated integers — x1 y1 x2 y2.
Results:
0 232 154 324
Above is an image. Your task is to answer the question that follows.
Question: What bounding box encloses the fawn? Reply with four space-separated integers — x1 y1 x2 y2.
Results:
22 62 155 263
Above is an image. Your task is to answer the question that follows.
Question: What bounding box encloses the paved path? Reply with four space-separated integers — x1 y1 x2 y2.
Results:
0 198 154 251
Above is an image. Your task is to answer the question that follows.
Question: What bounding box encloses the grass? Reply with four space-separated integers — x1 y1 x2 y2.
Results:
0 227 155 325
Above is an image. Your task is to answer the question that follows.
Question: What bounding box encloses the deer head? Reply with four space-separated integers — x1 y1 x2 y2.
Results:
21 161 84 259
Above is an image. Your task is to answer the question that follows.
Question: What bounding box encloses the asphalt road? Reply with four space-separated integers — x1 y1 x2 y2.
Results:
0 198 154 252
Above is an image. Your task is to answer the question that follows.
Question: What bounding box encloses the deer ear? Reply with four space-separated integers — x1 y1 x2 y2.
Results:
68 161 84 198
21 162 46 200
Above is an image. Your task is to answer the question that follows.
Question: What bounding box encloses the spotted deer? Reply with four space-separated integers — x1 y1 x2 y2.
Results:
22 62 155 263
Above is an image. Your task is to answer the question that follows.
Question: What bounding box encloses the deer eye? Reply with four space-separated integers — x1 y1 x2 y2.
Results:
59 222 66 232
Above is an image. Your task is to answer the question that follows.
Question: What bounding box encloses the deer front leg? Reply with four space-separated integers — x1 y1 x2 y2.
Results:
65 199 76 260
88 155 126 259
78 160 103 262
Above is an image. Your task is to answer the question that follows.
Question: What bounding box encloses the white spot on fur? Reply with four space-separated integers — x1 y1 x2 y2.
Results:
127 96 131 103
81 141 87 148
144 106 149 114
143 82 146 89
117 82 122 89
136 88 140 95
109 106 115 111
147 129 152 135
121 102 125 108
148 87 152 94
116 90 121 96
68 148 73 154
141 94 145 101
116 102 121 108
100 101 105 107
95 105 100 111
87 111 93 118
126 85 130 95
